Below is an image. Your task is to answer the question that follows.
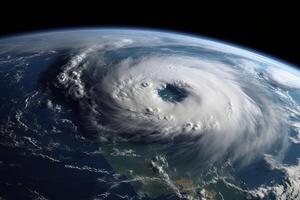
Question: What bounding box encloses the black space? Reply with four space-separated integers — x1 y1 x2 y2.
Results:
1 3 299 68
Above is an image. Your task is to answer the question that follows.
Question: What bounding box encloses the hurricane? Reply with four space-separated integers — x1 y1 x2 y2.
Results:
56 43 289 165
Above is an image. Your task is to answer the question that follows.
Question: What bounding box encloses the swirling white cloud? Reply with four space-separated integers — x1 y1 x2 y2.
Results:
56 38 291 164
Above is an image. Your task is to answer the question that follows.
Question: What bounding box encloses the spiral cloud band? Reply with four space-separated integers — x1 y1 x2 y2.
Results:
55 38 290 164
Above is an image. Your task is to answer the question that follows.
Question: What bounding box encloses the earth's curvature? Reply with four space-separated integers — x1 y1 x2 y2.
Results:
0 29 300 200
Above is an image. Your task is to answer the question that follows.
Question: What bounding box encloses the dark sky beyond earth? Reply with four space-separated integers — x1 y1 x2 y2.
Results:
0 3 299 68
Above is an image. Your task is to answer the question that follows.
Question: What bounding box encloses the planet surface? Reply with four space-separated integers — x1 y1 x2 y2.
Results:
0 29 300 200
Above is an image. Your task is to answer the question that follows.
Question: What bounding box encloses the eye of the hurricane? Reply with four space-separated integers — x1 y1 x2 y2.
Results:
157 83 188 103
